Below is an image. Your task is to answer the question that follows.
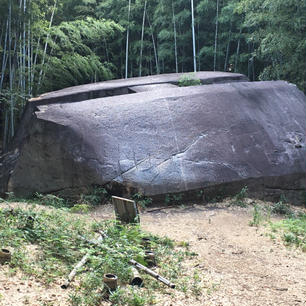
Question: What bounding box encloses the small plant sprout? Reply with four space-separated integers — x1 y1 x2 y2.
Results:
249 205 262 227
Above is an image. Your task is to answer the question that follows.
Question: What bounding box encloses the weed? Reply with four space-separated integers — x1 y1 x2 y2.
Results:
34 193 70 208
165 193 183 205
0 192 29 205
191 271 202 296
69 203 91 214
271 200 293 216
79 185 110 206
231 186 248 207
206 282 219 295
178 73 201 87
132 193 152 210
196 189 204 199
69 293 83 306
177 241 189 248
109 287 127 305
249 205 262 227
109 287 155 306
2 192 15 201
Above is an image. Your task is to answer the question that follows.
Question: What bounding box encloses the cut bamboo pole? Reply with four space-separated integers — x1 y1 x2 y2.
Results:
61 253 90 289
129 259 175 288
130 266 143 286
61 235 104 289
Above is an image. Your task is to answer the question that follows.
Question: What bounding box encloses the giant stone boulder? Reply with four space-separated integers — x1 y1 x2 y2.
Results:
1 72 305 203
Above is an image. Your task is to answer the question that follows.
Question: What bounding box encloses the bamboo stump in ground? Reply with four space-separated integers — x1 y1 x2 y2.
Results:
112 196 139 224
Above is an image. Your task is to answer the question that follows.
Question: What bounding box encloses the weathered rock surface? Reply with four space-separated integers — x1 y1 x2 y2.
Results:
30 71 248 104
1 72 306 203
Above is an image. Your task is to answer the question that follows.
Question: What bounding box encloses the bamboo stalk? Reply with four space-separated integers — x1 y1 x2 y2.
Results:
0 19 9 92
130 266 143 286
138 0 147 77
213 0 219 71
190 0 196 72
37 0 57 91
172 0 178 73
125 0 131 79
224 21 232 72
146 12 159 74
234 26 242 72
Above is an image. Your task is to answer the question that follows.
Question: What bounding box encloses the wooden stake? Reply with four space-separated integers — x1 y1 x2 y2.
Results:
112 196 139 224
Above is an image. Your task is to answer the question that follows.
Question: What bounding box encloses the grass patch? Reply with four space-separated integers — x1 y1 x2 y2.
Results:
0 185 111 211
0 204 203 305
270 213 306 251
178 73 201 87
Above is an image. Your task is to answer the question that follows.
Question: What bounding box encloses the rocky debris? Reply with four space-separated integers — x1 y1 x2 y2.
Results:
0 72 306 203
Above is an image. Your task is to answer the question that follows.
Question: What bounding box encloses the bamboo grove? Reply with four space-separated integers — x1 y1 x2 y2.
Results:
0 0 305 151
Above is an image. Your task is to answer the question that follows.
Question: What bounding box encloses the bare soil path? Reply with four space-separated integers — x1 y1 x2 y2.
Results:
139 204 306 306
1 201 305 306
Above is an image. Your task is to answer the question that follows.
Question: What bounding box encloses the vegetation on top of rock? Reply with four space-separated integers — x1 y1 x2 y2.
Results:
178 74 201 87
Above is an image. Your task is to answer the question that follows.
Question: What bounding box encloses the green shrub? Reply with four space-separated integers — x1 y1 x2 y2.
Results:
270 213 306 251
34 193 69 208
165 193 183 205
79 185 110 206
132 193 152 210
231 186 248 207
178 73 201 87
271 200 293 216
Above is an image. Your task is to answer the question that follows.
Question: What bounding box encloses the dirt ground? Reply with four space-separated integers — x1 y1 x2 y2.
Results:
1 201 305 306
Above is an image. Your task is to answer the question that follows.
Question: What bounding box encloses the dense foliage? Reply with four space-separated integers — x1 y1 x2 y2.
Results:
0 0 305 150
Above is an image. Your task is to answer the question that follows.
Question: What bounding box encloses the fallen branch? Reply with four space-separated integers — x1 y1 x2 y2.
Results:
146 206 175 213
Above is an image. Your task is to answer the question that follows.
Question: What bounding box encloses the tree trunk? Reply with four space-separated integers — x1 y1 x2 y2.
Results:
234 26 242 73
139 0 147 77
223 21 232 72
8 0 15 139
0 19 9 92
125 0 131 79
146 12 159 74
172 0 178 73
37 0 57 91
213 0 219 71
190 0 196 72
